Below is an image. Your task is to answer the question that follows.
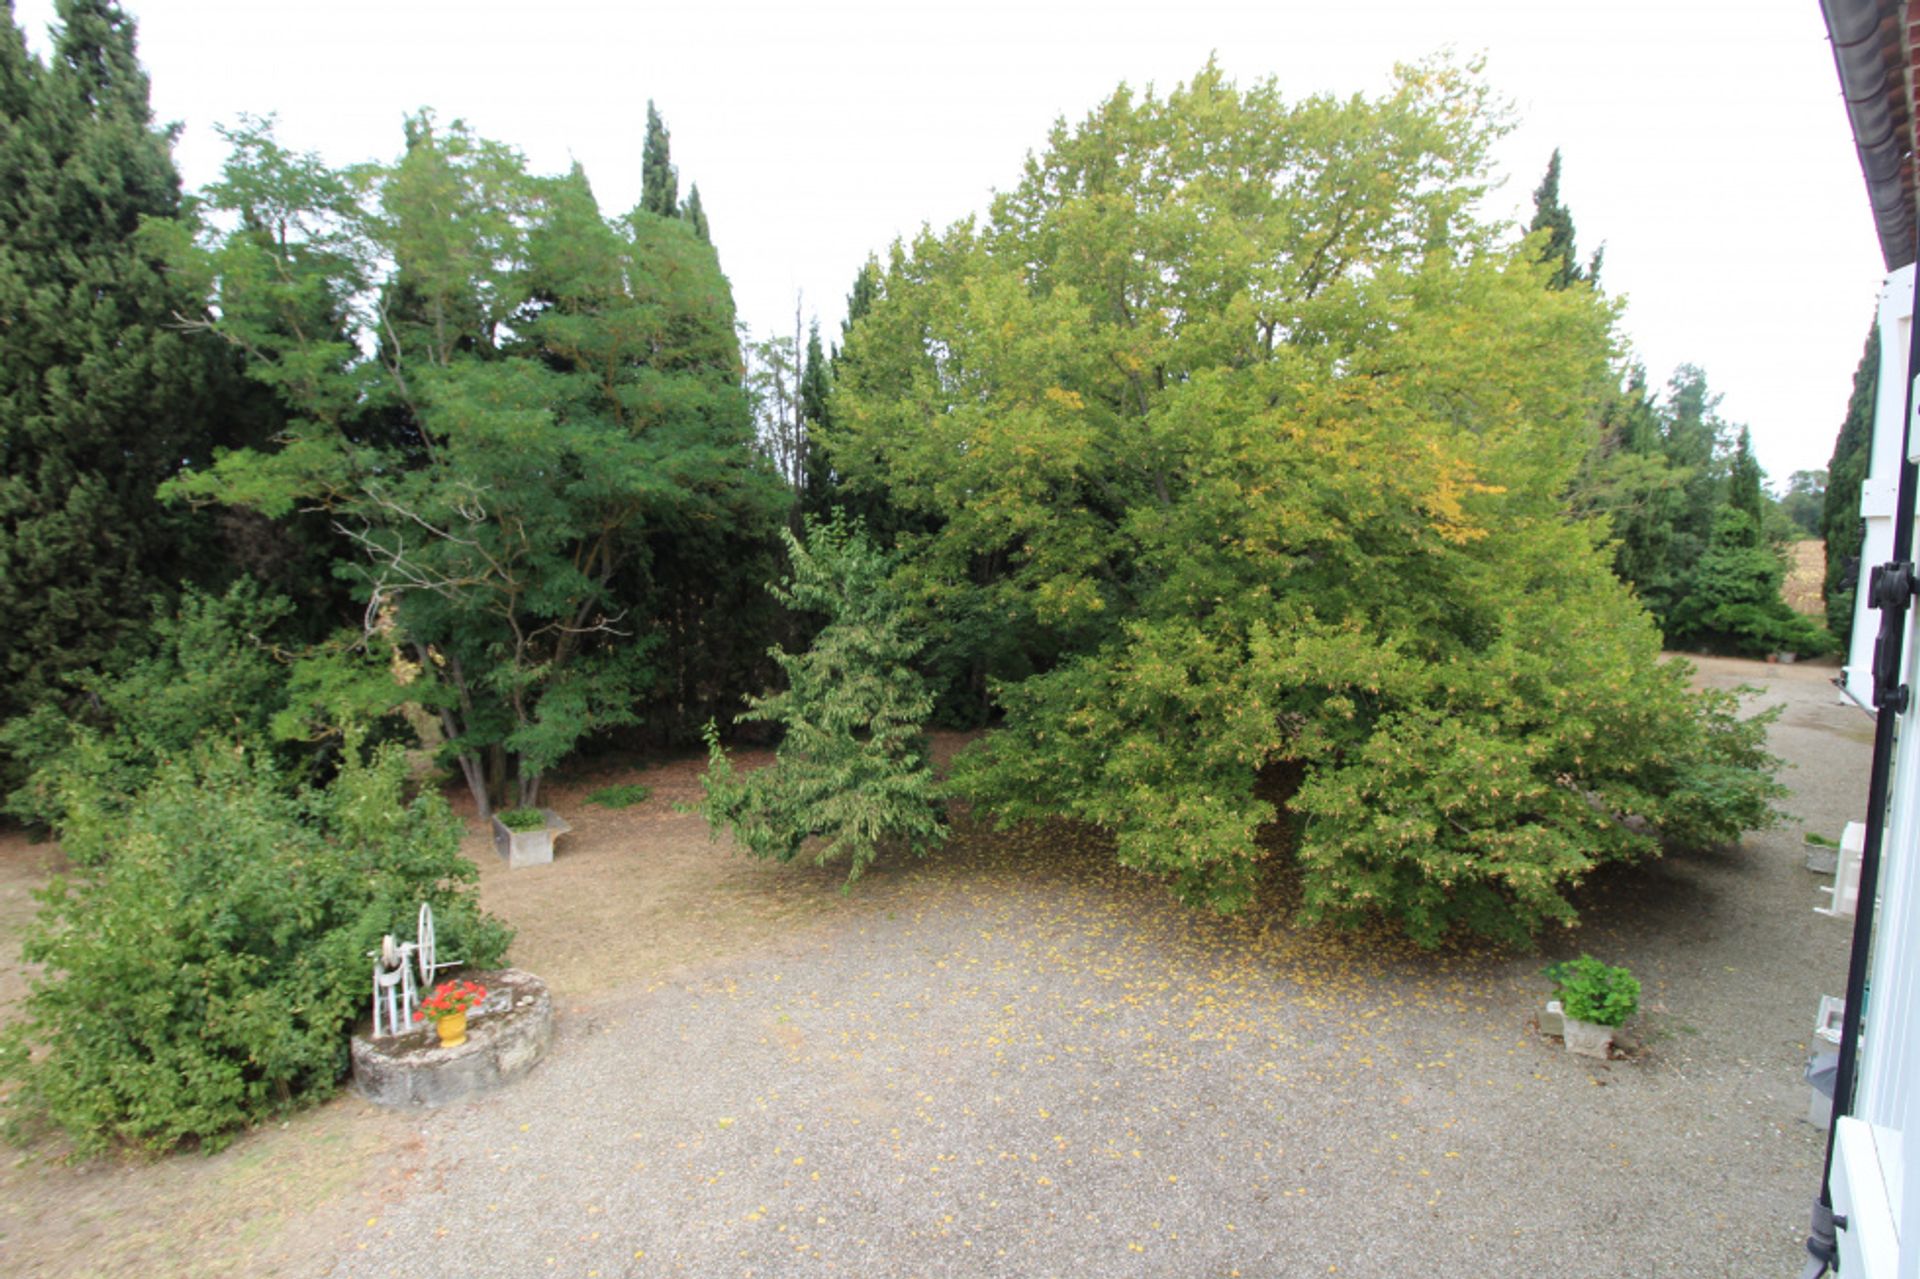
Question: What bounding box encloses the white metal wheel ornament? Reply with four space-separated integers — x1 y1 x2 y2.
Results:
367 903 463 1038
369 939 418 1038
415 902 437 987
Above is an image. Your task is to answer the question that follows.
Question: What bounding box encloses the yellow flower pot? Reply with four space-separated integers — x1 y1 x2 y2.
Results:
435 1009 468 1048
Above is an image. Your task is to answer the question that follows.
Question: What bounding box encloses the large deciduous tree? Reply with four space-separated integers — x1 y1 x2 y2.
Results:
166 116 780 816
823 61 1782 944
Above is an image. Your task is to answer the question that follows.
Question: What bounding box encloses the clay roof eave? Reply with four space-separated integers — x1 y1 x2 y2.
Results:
1822 0 1917 270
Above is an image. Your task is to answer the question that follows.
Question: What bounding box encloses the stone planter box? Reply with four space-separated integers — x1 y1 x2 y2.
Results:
1806 1052 1839 1130
492 808 572 868
1563 1014 1617 1059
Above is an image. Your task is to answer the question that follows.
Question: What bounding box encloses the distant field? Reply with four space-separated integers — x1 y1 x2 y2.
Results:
1785 538 1824 617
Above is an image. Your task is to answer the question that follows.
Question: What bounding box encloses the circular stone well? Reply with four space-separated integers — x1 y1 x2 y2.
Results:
350 968 552 1108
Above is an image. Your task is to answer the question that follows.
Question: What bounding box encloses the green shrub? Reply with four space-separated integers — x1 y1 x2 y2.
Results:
702 517 946 883
495 807 547 832
1 581 296 838
0 736 511 1156
1546 955 1641 1027
586 783 651 809
1670 510 1835 658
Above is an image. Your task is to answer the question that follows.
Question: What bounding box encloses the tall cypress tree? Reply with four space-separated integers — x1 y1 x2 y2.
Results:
797 319 833 522
681 181 708 242
0 1 236 746
1528 149 1602 291
640 100 676 218
1726 426 1765 539
1824 323 1878 645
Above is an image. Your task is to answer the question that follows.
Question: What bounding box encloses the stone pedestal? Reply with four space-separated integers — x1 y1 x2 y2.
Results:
351 968 552 1107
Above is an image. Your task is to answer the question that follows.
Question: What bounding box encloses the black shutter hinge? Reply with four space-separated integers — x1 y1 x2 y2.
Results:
1870 561 1917 712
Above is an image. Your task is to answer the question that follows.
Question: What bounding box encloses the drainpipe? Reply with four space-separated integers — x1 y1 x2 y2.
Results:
1801 254 1920 1278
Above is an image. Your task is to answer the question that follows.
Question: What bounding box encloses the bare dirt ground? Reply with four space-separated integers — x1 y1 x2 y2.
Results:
0 660 1871 1277
0 743 953 1278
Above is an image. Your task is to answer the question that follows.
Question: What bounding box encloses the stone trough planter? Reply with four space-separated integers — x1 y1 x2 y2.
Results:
492 808 572 869
1540 1000 1626 1058
350 968 553 1107
1562 1014 1616 1060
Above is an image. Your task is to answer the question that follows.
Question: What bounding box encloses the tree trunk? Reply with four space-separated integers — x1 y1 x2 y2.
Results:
456 750 492 822
418 645 492 820
486 744 508 812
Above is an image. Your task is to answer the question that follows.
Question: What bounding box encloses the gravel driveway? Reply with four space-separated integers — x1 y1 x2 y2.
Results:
326 658 1864 1279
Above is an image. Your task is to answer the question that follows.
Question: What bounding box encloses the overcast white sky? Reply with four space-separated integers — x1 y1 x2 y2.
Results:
16 0 1885 486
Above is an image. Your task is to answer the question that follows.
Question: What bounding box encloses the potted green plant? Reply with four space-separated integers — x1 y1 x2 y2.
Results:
1544 955 1640 1059
491 806 572 868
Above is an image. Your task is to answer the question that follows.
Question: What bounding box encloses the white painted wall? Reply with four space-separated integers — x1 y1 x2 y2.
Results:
1843 264 1915 707
1838 588 1915 1272
1833 261 1920 1277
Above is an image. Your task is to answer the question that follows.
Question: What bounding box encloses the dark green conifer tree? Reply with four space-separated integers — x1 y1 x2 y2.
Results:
1576 367 1684 608
0 1 243 754
641 100 677 218
1666 407 1829 656
681 181 708 242
1727 427 1765 537
1528 149 1602 290
1586 364 1724 631
797 320 834 522
1824 323 1878 645
1660 364 1727 594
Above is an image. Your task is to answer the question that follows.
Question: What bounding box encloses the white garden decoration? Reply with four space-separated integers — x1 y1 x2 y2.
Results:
368 903 459 1037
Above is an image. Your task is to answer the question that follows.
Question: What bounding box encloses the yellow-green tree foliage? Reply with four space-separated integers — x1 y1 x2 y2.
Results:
701 517 945 882
826 61 1782 945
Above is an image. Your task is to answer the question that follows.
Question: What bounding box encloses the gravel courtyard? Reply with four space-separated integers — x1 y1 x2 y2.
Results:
313 657 1862 1279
